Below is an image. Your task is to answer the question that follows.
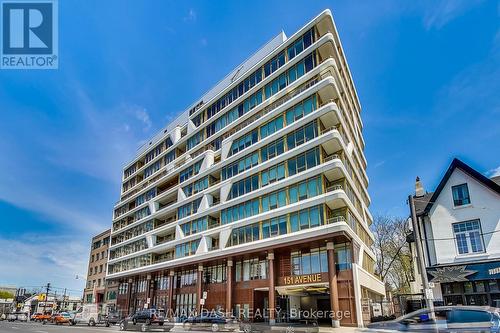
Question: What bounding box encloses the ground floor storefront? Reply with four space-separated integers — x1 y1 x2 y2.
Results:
113 234 384 327
428 260 500 308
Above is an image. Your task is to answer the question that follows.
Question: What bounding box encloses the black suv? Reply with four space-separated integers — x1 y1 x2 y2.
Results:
119 309 171 331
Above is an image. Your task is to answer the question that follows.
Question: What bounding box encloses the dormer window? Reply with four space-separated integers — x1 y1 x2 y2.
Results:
452 183 470 206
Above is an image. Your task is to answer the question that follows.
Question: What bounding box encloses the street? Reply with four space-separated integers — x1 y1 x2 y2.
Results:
0 322 360 333
0 322 178 333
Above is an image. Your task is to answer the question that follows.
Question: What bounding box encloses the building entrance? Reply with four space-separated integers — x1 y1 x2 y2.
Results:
276 284 331 325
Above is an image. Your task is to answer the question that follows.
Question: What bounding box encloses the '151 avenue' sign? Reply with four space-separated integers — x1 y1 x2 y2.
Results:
283 273 322 285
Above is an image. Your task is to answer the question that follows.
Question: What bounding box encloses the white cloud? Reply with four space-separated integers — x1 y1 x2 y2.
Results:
488 166 500 178
184 8 197 22
132 106 152 131
0 234 89 296
422 0 484 30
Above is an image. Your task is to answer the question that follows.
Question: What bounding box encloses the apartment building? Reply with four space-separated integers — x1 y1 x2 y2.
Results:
106 10 384 327
409 159 500 307
84 229 118 313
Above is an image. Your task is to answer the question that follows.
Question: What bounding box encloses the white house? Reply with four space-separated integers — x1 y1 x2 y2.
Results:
410 158 500 307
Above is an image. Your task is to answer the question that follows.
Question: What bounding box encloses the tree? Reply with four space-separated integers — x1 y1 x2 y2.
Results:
371 215 413 294
0 291 14 299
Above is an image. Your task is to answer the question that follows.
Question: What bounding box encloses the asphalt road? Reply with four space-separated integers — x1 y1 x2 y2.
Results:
0 321 180 333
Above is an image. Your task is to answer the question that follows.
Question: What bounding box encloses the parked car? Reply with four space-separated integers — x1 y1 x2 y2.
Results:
31 312 42 321
183 313 239 332
33 312 52 322
119 309 173 332
6 312 27 322
366 306 500 332
51 312 72 325
105 311 121 325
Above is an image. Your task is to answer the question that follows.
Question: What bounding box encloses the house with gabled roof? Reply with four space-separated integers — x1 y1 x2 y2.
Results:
409 158 500 307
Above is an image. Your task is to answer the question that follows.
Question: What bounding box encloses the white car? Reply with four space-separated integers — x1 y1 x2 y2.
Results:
7 313 26 322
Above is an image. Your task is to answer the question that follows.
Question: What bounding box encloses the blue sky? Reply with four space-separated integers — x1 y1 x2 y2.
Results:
0 0 498 295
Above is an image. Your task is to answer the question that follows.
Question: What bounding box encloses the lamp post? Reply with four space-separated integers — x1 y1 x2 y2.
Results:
75 275 89 303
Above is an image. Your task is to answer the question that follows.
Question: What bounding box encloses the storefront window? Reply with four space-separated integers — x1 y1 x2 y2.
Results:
464 281 473 293
489 280 499 292
475 281 486 293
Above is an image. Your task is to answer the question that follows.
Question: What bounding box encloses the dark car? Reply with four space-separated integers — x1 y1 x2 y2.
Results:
366 306 500 332
105 311 121 325
183 313 239 332
119 309 172 332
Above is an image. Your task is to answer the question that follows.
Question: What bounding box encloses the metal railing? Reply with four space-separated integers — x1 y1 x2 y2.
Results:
326 184 343 192
326 215 346 224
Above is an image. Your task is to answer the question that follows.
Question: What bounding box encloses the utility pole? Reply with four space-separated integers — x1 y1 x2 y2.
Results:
408 195 435 316
43 283 51 315
63 288 67 312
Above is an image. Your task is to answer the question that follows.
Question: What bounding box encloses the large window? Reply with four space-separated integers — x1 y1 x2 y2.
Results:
287 147 320 176
262 216 288 238
175 239 200 258
179 161 202 183
187 130 204 150
228 205 324 247
222 151 259 180
287 28 314 61
228 174 259 200
183 177 209 197
203 264 227 284
260 137 285 162
289 205 323 232
135 188 156 206
177 198 202 219
235 258 268 281
291 247 328 275
264 52 316 99
261 189 287 212
230 129 259 156
181 217 208 236
221 198 260 225
453 220 484 254
144 160 162 178
285 95 317 126
286 120 318 150
260 115 284 140
261 163 286 187
452 183 471 206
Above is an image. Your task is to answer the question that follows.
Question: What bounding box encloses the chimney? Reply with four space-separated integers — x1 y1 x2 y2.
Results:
415 176 425 197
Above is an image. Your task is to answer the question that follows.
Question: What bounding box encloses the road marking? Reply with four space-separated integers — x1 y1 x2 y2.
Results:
34 331 49 333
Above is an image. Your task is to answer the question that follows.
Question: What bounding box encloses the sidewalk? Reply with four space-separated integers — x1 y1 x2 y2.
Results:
318 326 361 333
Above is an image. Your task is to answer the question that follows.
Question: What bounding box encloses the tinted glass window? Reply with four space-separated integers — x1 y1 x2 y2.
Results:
451 310 490 323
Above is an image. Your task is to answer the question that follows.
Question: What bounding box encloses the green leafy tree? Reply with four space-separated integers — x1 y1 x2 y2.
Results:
0 291 14 299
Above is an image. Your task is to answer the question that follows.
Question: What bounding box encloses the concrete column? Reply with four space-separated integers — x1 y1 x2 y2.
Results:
327 242 340 327
167 271 175 318
146 274 152 308
226 259 233 317
197 265 204 314
126 278 133 317
267 252 275 324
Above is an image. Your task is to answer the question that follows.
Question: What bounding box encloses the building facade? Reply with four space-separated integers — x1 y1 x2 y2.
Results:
84 229 118 313
410 159 500 308
106 10 384 327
